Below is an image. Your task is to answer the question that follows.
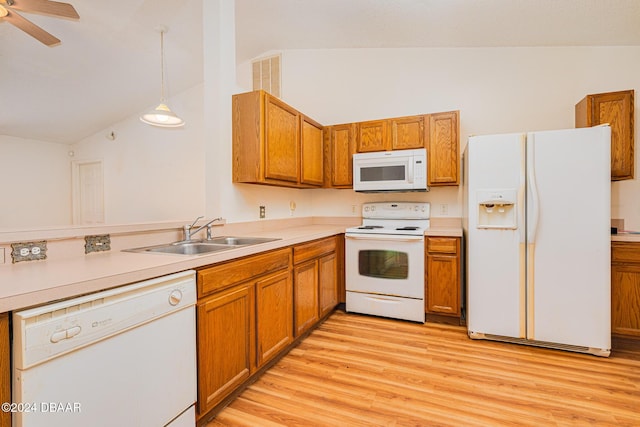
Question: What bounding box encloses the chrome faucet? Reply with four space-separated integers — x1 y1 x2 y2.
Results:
183 216 222 241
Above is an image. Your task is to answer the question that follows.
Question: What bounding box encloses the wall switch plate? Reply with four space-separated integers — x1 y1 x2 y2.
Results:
11 241 47 263
85 234 111 254
260 205 266 219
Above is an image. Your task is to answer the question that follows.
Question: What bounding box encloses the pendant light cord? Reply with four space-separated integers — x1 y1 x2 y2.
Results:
159 29 166 103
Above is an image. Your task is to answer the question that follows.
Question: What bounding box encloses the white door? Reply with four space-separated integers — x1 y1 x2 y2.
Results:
526 127 611 349
466 133 526 338
72 160 104 225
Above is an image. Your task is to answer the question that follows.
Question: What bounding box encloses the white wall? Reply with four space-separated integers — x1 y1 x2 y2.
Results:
70 84 206 224
237 46 640 228
0 136 72 228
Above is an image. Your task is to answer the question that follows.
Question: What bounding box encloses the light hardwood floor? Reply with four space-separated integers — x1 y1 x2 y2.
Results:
207 310 640 426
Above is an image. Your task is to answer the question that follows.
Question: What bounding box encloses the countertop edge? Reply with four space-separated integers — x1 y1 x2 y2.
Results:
1 225 345 312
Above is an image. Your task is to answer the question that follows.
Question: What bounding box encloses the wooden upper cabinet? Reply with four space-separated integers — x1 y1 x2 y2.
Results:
575 90 634 181
301 115 324 186
390 115 426 150
264 95 299 183
428 111 459 186
357 119 388 152
232 90 323 188
357 115 427 152
324 123 355 188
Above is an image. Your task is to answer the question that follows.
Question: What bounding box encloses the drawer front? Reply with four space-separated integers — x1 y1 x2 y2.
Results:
198 248 291 297
427 237 458 255
612 242 640 264
293 236 337 265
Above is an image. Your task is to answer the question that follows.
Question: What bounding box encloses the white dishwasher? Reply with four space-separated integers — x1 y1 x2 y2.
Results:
12 270 197 427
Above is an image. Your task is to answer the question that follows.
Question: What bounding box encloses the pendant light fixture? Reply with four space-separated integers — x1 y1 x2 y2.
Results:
140 26 185 128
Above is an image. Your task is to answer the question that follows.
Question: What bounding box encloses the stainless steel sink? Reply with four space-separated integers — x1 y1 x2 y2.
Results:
125 236 281 256
206 236 281 246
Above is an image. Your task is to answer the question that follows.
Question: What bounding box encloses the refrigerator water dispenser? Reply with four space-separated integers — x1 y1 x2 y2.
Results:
477 189 517 229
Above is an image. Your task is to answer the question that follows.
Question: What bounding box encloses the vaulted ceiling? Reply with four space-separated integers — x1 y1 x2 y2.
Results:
2 0 640 144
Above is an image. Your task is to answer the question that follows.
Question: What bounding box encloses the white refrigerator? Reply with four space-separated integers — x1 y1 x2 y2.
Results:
463 126 611 357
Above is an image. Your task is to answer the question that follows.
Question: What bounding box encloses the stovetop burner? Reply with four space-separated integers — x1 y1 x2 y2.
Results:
346 202 431 236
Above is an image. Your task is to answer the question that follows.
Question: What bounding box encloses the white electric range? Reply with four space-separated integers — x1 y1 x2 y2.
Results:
345 202 430 323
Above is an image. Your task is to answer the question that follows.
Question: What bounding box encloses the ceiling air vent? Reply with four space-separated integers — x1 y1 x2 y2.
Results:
252 54 281 98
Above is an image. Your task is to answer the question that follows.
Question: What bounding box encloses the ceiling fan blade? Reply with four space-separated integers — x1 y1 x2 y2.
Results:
3 9 60 46
5 0 78 19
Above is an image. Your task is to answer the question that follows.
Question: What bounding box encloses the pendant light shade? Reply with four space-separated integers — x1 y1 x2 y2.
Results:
140 27 184 128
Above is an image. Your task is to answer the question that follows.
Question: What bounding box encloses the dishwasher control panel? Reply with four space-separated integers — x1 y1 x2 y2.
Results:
13 270 196 369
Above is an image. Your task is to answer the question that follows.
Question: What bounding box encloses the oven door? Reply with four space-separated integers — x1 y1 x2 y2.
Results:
345 233 424 298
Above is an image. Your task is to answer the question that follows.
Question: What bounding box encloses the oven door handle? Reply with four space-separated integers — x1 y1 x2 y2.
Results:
345 234 424 242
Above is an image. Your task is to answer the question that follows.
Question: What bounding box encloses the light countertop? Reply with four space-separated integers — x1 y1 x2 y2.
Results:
0 224 345 312
0 218 464 313
611 233 640 243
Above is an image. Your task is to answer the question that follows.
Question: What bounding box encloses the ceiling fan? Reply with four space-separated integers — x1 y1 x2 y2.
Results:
0 0 79 46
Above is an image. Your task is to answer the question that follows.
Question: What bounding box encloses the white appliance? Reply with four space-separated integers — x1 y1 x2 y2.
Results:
346 202 430 322
353 148 428 192
12 270 197 426
463 126 611 357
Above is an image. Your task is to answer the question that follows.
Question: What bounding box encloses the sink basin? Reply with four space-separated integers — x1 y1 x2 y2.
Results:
125 236 281 256
141 242 231 255
206 236 281 246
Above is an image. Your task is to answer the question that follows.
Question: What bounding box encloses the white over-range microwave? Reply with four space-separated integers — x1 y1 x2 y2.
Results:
352 148 428 192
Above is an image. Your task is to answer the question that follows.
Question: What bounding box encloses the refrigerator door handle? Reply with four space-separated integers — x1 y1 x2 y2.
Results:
518 135 526 244
527 134 540 243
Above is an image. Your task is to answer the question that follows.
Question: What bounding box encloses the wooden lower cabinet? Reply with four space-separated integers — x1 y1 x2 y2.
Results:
318 252 339 317
293 260 319 336
197 283 254 413
611 241 640 337
1 312 9 427
196 248 292 417
425 236 461 317
196 237 341 421
255 270 293 366
293 236 339 337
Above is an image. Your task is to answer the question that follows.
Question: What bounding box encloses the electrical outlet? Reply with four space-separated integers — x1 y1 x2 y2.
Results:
259 205 266 219
439 204 449 216
11 241 47 263
85 234 111 254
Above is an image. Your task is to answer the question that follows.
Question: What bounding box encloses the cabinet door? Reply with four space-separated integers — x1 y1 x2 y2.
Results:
301 115 324 186
611 263 640 337
357 119 388 152
197 284 254 414
293 260 319 337
256 270 293 368
428 111 459 186
264 94 300 183
576 90 634 181
326 124 355 188
426 237 460 316
391 115 426 150
318 252 338 318
0 313 9 427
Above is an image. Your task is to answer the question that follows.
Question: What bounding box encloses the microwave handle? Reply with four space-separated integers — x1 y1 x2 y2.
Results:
407 157 414 183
